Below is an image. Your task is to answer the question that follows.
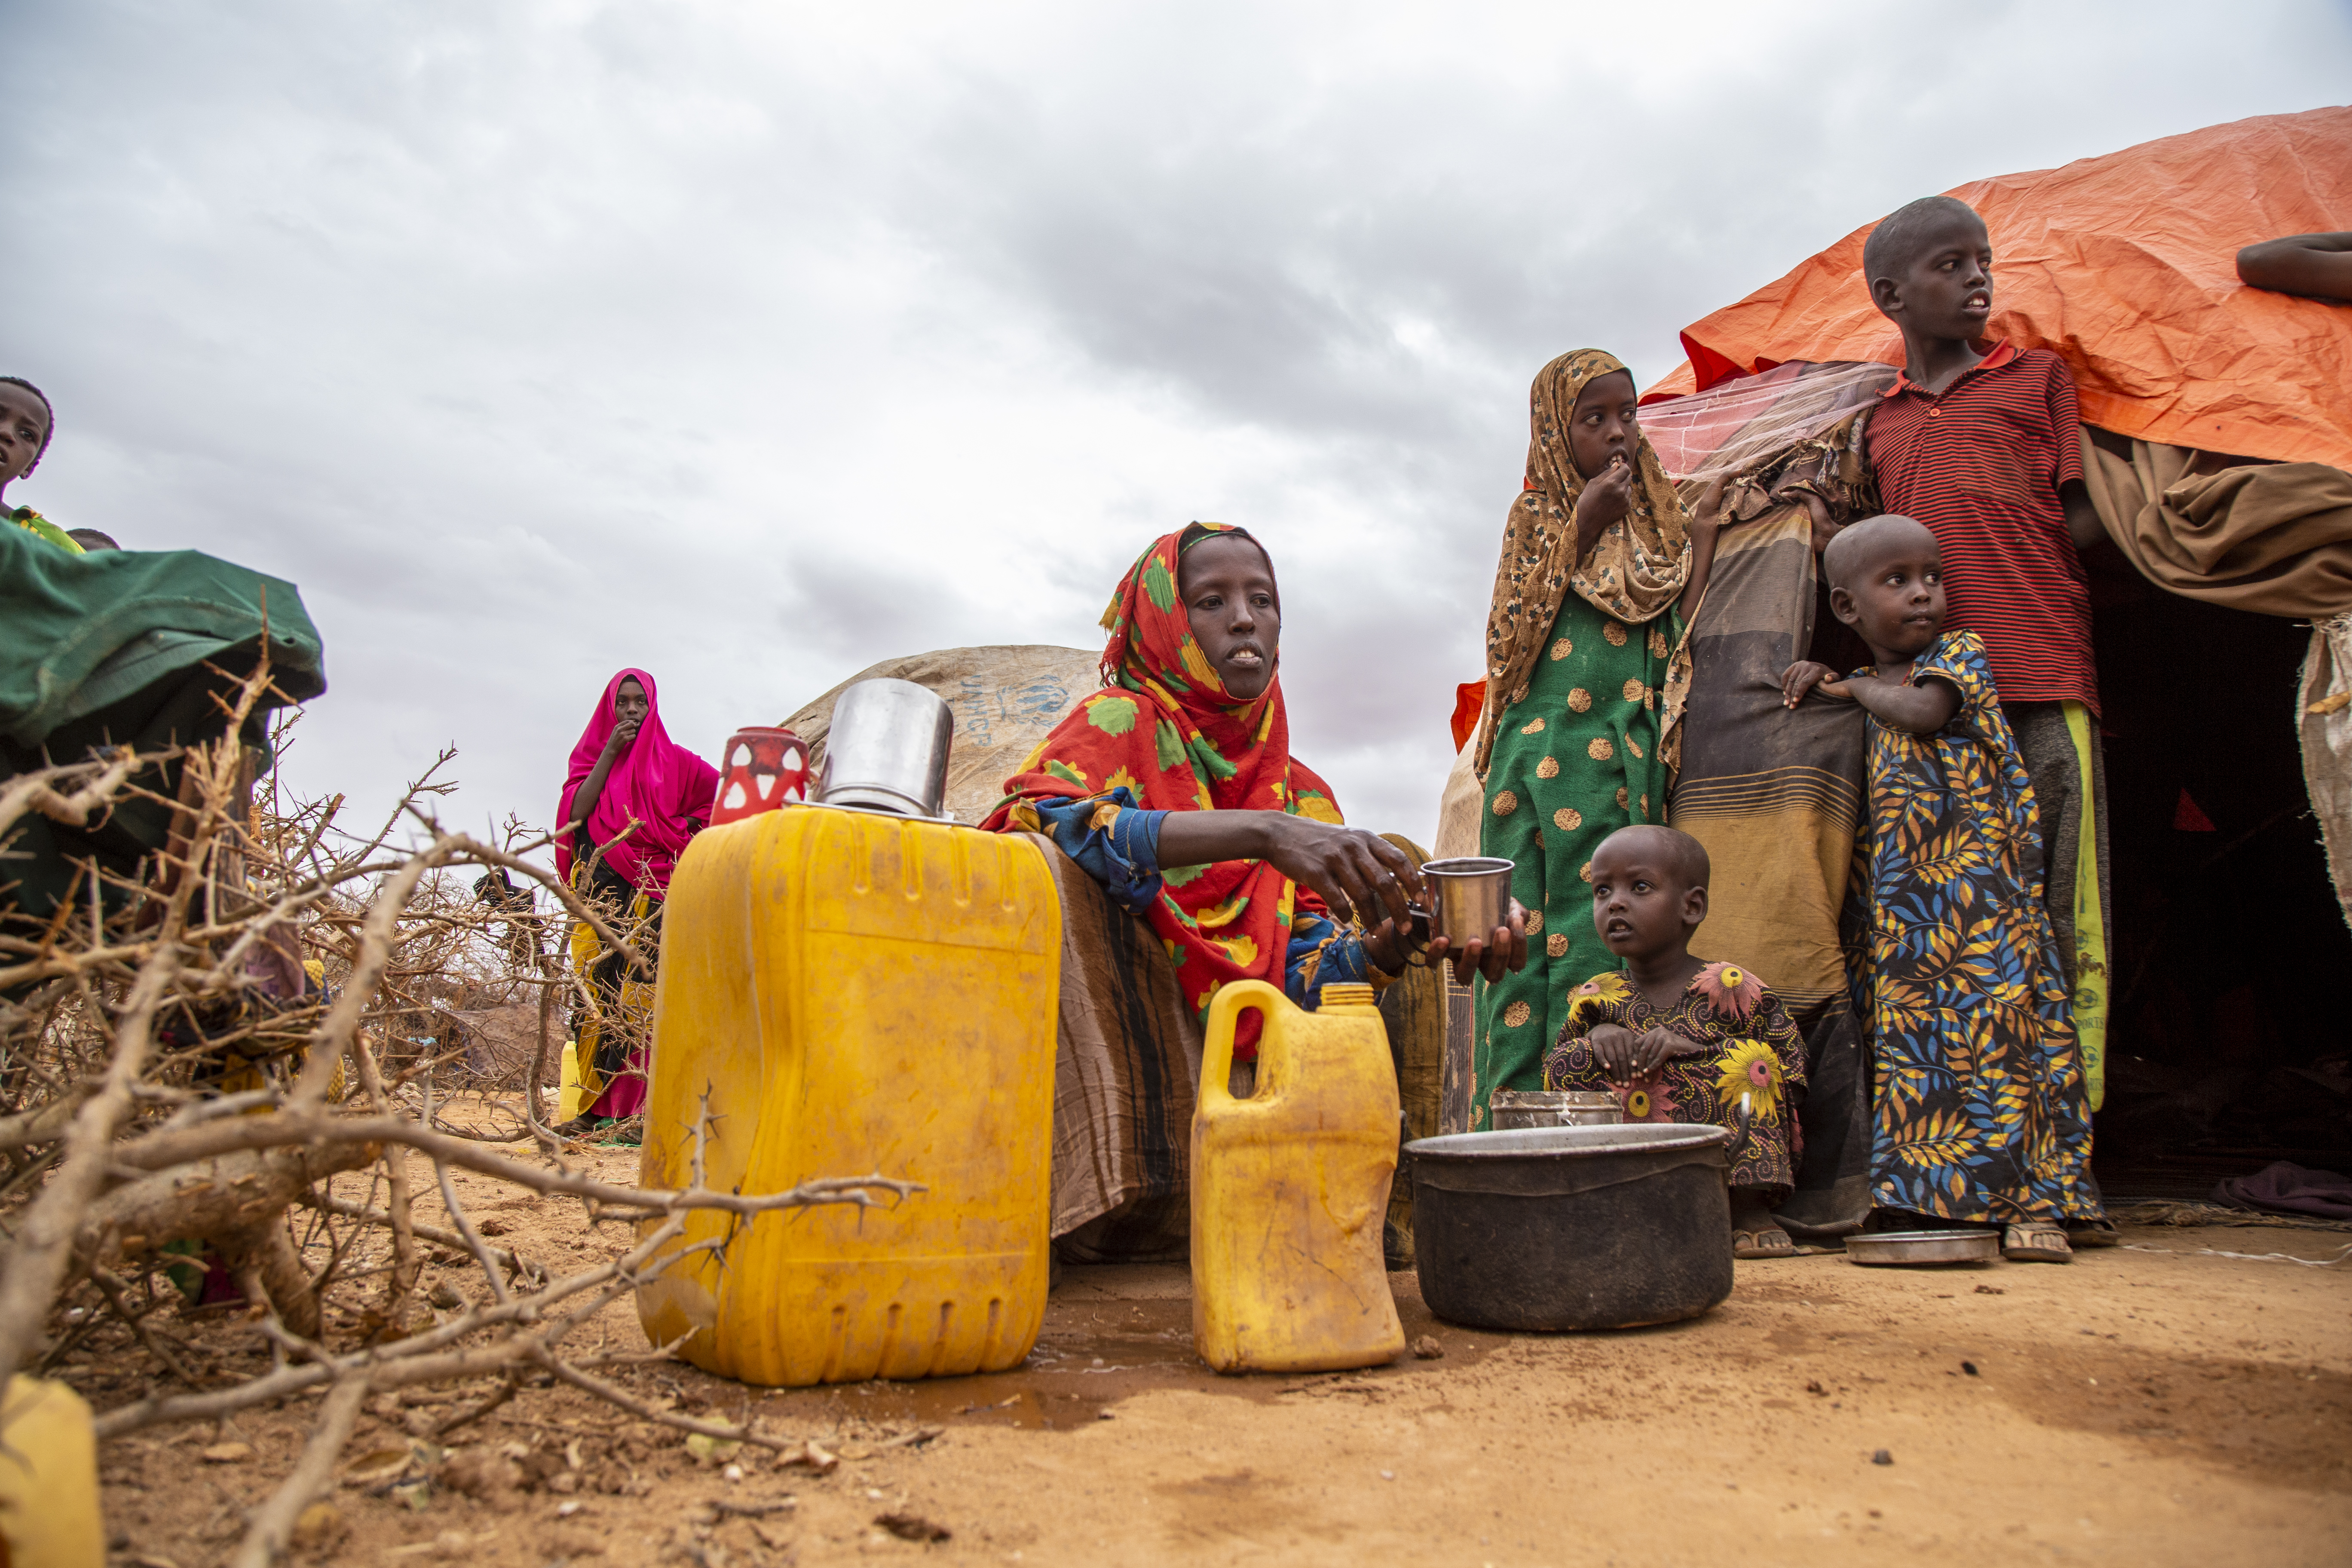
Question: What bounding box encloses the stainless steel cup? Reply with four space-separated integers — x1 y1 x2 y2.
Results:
818 678 954 818
1420 856 1515 949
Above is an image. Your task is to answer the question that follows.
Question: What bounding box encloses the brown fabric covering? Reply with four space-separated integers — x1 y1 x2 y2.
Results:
1027 833 1204 1262
1666 500 1874 1237
2300 614 2352 933
1669 503 1863 1012
2078 430 2352 926
1031 830 1436 1264
2077 433 2352 617
1477 349 1691 775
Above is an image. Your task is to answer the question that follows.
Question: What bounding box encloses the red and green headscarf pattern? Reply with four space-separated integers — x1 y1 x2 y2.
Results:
984 522 1344 1019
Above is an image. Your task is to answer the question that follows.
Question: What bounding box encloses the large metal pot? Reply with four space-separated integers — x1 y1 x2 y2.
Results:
818 678 954 818
1408 1124 1733 1332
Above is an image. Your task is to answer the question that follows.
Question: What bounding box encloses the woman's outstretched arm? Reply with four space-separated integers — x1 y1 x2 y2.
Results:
1154 811 1418 929
1154 811 1526 982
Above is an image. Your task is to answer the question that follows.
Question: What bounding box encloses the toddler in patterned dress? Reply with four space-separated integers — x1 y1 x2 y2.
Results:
1543 824 1810 1259
1782 515 2104 1262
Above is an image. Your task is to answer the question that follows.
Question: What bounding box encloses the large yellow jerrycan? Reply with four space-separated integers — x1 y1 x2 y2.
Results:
1191 979 1406 1374
635 805 1061 1386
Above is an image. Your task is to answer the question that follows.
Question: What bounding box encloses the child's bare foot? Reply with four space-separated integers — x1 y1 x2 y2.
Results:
1730 1190 1795 1259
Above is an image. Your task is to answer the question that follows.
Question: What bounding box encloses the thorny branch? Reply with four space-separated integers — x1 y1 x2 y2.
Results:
0 662 926 1566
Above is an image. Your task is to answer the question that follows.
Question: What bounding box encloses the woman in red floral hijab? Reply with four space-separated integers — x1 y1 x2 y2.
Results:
986 522 1525 1049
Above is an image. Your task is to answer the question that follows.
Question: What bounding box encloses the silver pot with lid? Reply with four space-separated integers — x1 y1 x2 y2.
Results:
1488 1089 1625 1129
818 678 955 818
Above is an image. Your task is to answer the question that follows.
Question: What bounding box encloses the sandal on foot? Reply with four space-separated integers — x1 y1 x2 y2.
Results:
2003 1222 2073 1262
1734 1227 1797 1260
2066 1218 2121 1249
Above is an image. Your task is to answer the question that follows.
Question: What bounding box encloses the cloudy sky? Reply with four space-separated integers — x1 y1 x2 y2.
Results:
9 2 2349 855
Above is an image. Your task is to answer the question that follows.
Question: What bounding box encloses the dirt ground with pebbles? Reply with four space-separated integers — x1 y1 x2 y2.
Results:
83 1143 2352 1568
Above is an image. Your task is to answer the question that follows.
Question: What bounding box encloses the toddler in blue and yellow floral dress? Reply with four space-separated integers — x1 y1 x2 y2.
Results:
1782 515 2104 1263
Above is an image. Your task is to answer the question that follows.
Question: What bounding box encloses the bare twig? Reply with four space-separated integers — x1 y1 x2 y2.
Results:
112 1111 923 1219
0 945 183 1378
227 1376 369 1568
0 750 147 838
3 689 939 1568
294 1192 537 1285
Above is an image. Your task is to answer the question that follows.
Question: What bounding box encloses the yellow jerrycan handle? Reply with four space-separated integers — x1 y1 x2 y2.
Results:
1199 978 1289 1106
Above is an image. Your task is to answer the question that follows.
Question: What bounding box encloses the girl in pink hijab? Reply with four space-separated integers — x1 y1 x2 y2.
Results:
554 669 718 1136
558 668 718 896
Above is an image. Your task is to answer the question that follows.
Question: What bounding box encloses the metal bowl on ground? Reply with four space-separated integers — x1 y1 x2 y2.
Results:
1408 1124 1733 1332
1489 1090 1625 1130
1844 1229 2001 1266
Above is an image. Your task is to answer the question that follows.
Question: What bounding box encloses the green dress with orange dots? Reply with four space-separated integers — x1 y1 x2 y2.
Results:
1473 596 1676 1120
1542 963 1808 1194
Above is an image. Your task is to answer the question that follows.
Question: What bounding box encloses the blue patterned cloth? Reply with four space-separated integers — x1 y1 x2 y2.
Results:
1025 788 1380 1011
1858 632 2101 1223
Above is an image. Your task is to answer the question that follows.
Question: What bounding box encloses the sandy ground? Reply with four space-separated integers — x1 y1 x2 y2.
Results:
80 1142 2352 1568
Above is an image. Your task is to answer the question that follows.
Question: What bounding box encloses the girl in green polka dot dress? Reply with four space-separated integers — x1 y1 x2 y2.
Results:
1471 350 1722 1123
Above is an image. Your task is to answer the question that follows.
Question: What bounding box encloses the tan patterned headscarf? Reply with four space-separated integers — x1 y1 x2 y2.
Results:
1475 349 1691 776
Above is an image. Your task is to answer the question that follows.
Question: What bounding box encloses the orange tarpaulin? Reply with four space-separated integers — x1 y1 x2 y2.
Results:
1642 108 2352 470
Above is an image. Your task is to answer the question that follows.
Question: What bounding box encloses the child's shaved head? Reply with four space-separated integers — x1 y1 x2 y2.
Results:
1862 196 1985 289
1822 514 1936 591
1596 824 1709 891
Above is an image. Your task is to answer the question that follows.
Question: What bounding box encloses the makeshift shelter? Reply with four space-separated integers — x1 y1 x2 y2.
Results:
0 529 326 941
1643 106 2352 468
1627 108 2352 1193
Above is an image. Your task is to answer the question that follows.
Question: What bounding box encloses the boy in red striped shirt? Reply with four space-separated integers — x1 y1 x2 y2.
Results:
1856 196 2116 1171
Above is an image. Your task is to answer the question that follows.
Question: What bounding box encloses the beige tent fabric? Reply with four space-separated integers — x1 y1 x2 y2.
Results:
2300 615 2352 933
779 645 1098 827
2076 434 2352 616
1434 734 1483 861
1432 733 1485 1135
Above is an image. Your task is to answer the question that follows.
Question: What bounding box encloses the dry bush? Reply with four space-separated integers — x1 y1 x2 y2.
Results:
0 661 916 1568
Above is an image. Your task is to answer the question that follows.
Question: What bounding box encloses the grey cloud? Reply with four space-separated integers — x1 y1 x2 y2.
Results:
5 0 2348 851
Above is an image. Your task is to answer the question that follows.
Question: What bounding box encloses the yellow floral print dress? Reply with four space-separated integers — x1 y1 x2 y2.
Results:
1543 962 1809 1194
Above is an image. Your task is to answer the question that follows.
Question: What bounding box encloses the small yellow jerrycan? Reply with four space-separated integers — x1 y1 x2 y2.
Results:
1191 979 1406 1373
556 1038 585 1123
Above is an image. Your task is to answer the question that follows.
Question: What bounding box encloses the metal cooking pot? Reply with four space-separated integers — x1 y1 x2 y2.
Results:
818 678 954 818
1408 1123 1733 1332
